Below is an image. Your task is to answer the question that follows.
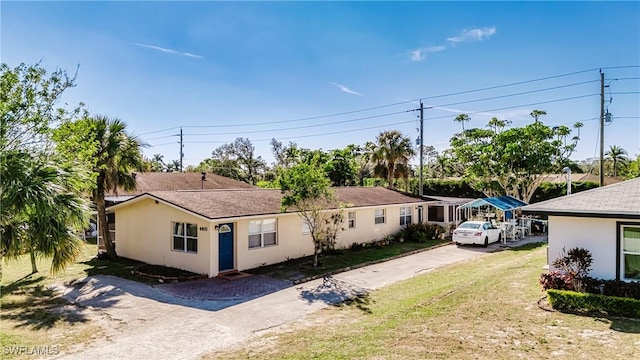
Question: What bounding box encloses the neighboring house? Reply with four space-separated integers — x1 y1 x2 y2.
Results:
108 187 429 277
521 177 640 281
421 195 475 232
98 172 254 250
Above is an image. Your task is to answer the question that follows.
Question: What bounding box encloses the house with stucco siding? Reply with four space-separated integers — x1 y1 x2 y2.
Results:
522 177 640 281
108 187 428 277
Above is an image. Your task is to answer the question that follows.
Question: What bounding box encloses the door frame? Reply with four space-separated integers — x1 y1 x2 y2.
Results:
217 223 235 272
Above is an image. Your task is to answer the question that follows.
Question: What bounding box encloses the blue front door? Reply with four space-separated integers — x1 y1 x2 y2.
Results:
218 223 234 271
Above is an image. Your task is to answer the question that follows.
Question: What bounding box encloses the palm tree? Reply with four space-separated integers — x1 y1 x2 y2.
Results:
1 150 89 274
454 114 471 132
371 130 415 189
91 116 145 260
530 109 547 123
605 145 628 178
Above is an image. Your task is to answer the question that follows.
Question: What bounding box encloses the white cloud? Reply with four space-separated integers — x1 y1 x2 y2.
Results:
134 43 203 59
447 26 496 43
331 82 363 96
410 45 446 62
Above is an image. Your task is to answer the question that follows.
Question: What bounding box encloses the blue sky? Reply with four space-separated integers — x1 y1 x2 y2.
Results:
2 1 639 168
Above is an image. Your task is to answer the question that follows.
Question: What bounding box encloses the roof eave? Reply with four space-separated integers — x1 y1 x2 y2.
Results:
521 208 640 220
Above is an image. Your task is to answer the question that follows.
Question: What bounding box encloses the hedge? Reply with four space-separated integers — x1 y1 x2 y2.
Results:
547 289 640 318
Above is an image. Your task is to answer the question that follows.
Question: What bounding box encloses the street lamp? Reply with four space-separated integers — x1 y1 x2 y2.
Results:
562 167 572 195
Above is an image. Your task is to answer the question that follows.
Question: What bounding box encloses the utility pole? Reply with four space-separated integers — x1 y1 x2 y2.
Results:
179 127 184 172
419 101 424 196
599 70 605 187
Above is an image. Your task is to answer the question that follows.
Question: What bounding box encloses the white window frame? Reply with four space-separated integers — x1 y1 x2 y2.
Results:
374 208 386 225
400 206 412 226
172 222 198 253
302 220 311 235
249 219 277 249
348 211 356 229
621 224 640 281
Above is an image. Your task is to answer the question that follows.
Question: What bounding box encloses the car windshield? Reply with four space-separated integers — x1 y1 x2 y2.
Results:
459 223 481 229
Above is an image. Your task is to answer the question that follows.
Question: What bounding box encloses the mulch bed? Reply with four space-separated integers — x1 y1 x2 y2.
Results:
134 264 207 282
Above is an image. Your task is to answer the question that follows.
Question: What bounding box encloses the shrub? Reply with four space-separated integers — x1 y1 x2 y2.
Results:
551 247 593 291
547 289 640 318
399 223 445 243
581 278 640 300
539 271 573 291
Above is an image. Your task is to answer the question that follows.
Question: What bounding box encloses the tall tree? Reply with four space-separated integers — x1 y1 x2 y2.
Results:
354 141 375 186
138 154 166 172
1 151 89 273
530 109 547 123
212 137 266 185
622 154 640 179
54 116 144 260
165 159 182 173
454 113 471 132
450 116 580 203
279 155 345 267
371 130 415 189
189 158 243 180
605 145 628 178
1 62 90 274
324 146 358 186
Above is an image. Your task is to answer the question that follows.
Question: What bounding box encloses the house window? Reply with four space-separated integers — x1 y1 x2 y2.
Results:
400 207 412 226
249 219 277 248
348 211 356 229
302 220 311 235
172 222 198 253
622 225 640 280
374 209 385 224
428 206 445 222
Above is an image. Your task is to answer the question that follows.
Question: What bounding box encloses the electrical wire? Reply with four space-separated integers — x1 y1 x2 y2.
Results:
138 66 639 135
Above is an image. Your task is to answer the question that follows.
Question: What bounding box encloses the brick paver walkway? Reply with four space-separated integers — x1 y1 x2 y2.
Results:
156 275 292 301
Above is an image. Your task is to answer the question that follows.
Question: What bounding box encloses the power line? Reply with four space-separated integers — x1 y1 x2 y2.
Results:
154 93 601 146
138 66 639 135
182 110 410 136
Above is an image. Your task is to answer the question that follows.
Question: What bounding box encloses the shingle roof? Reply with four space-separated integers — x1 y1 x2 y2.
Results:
422 195 475 203
113 187 424 220
521 177 640 218
107 172 254 196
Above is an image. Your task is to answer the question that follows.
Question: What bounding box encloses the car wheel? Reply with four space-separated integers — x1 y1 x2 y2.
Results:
483 236 489 247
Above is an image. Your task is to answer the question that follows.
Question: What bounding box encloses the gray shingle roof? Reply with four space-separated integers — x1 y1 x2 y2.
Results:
115 187 424 220
521 177 640 218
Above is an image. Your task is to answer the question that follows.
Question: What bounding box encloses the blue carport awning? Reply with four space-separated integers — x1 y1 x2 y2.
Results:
458 195 528 211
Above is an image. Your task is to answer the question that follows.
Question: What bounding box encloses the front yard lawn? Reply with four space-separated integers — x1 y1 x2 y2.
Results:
208 243 640 359
247 239 449 281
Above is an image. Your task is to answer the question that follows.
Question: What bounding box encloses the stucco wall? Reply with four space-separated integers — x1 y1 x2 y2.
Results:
223 203 427 273
114 198 212 276
115 198 428 277
548 216 617 279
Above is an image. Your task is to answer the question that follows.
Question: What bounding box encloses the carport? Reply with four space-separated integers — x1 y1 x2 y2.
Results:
457 196 529 243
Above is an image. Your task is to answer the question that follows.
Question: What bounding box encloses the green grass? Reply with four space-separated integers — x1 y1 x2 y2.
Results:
207 243 640 360
248 239 448 281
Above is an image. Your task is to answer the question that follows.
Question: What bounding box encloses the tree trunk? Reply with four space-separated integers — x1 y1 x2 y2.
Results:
30 251 38 274
387 164 395 189
313 243 319 267
96 193 118 260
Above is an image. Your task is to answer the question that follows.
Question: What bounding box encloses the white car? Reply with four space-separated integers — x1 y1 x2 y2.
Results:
452 221 502 247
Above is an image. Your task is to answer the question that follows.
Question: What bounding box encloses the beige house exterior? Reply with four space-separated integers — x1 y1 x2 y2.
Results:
109 187 429 277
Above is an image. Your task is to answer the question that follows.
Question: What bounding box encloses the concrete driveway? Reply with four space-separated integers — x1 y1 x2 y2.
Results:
50 238 545 360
